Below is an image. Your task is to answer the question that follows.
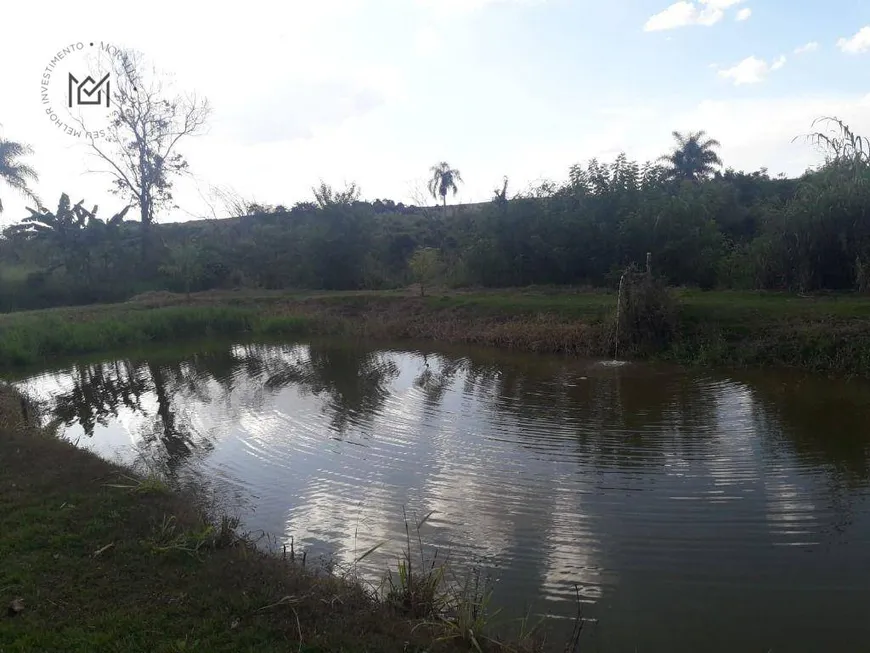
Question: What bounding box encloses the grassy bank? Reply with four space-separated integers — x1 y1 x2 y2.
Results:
0 386 556 653
3 287 870 376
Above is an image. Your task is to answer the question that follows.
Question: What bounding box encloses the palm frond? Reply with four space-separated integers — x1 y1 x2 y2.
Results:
0 136 41 212
110 205 133 224
0 139 34 161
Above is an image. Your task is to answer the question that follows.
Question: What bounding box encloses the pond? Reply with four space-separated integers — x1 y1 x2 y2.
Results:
10 338 870 651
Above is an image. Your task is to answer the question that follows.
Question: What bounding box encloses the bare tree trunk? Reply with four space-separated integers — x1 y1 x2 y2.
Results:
857 255 869 294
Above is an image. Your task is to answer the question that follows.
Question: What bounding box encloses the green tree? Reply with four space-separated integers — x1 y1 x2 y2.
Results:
428 162 462 209
0 134 39 213
408 247 441 296
312 181 361 208
658 131 723 182
4 193 131 283
160 241 203 297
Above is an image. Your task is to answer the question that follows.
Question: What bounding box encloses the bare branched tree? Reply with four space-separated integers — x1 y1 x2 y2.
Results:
85 50 210 232
519 178 560 199
406 180 439 220
199 184 260 220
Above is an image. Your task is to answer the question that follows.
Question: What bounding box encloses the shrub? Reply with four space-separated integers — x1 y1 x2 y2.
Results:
615 265 678 356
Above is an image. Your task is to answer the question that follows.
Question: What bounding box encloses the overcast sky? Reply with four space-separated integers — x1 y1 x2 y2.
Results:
1 0 870 225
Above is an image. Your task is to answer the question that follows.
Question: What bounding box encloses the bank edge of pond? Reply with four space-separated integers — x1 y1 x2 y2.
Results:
2 291 866 651
230 291 870 377
0 385 557 653
3 290 870 377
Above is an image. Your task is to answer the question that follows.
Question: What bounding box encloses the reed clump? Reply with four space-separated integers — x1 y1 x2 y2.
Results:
614 266 678 357
366 509 575 653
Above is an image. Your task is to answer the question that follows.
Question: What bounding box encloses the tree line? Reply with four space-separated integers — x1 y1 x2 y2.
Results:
1 48 869 310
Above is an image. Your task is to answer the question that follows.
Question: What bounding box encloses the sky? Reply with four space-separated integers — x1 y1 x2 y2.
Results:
1 0 870 224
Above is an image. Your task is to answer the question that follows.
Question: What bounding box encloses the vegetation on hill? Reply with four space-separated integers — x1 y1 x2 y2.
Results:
1 119 868 314
1 45 868 316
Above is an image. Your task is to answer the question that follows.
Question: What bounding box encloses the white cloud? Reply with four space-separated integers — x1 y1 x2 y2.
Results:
794 41 819 55
672 94 870 174
644 1 696 31
414 27 443 56
736 7 752 21
644 0 744 32
416 0 543 17
718 55 785 85
506 93 870 186
2 0 869 228
838 26 870 54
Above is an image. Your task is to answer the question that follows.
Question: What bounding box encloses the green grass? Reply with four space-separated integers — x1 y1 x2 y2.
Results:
0 306 254 367
675 288 870 318
3 286 870 376
0 305 322 368
424 291 615 319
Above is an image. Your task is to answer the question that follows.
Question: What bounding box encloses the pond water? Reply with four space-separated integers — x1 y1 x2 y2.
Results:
10 339 870 651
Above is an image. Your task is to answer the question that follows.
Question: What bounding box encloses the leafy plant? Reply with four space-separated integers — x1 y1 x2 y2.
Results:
408 247 442 296
159 240 203 297
312 181 362 208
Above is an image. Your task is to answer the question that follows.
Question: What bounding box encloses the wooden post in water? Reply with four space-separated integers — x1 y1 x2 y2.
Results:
646 252 652 277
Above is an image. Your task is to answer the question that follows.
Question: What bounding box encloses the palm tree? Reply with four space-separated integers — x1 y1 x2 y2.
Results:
428 162 463 208
658 130 722 182
0 134 40 213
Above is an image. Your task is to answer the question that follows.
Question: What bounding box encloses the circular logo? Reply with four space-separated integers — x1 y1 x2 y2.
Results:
39 42 137 141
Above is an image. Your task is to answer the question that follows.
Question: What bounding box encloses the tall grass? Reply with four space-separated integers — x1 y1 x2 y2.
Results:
384 509 445 619
374 509 559 652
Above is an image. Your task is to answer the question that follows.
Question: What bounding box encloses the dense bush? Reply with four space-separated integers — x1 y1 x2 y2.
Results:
615 267 678 356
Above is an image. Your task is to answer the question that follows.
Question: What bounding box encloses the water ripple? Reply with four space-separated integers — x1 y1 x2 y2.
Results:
13 342 870 652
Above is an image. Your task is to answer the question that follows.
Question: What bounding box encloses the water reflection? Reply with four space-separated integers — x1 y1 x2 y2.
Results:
12 340 870 652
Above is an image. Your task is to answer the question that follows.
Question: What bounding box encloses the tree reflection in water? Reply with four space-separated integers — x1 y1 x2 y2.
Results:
261 342 400 435
32 340 870 494
40 341 404 475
